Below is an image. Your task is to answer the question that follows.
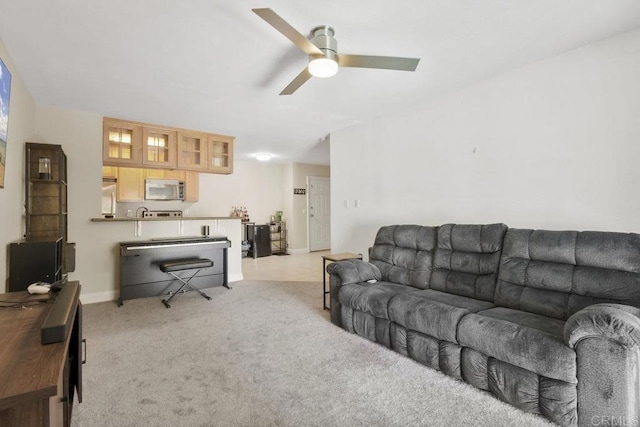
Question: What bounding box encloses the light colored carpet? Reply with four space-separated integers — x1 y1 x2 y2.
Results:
72 280 553 427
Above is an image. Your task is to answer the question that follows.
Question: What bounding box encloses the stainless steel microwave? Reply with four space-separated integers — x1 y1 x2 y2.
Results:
144 179 185 201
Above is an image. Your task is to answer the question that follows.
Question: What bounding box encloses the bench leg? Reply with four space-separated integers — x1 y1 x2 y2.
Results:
193 286 212 301
162 269 212 307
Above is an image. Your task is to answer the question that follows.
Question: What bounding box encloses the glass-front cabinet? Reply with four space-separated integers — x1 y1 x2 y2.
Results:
103 117 234 174
208 135 234 174
103 119 142 166
25 143 67 242
177 131 208 170
25 142 68 271
142 126 177 168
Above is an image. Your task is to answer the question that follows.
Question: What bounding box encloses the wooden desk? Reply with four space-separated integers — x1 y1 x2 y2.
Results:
322 253 363 310
0 282 83 427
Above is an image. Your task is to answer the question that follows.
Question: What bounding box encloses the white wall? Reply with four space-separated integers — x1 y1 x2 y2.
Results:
331 29 640 258
0 39 36 290
194 160 288 224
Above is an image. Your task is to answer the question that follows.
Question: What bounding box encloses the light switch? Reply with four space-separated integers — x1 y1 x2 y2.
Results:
344 200 350 208
354 200 360 208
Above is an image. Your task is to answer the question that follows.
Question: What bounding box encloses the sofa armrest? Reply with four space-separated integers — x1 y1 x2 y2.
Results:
564 303 640 349
327 260 381 327
564 304 640 424
326 259 381 286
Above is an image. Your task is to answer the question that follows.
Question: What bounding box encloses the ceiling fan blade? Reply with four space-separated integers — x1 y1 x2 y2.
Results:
252 8 323 56
339 54 420 71
280 68 313 95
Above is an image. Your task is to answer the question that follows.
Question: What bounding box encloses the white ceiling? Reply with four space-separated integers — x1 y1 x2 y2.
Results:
1 1 639 165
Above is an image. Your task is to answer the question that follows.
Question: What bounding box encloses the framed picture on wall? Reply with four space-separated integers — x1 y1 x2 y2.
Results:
0 57 11 188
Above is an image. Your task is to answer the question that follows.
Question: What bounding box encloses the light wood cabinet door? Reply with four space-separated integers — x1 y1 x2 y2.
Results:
116 167 144 202
142 127 177 169
103 119 142 166
177 132 208 170
207 136 234 174
164 170 185 181
143 168 165 179
102 166 118 178
184 171 199 202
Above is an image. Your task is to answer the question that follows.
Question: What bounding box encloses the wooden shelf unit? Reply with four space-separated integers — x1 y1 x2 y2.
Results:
25 143 69 274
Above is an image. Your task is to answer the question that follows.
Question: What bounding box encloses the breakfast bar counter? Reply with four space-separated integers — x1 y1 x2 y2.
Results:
91 216 237 222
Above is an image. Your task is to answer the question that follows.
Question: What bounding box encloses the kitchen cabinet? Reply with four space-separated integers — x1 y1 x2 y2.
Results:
144 168 166 179
184 171 199 202
208 135 234 174
103 117 234 175
177 131 208 170
142 126 177 169
116 167 144 202
103 119 142 166
102 166 117 178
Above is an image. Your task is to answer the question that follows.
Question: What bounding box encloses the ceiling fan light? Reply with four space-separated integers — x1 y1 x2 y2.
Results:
308 57 338 78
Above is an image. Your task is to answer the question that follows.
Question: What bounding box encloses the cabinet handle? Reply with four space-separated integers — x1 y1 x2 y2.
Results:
82 338 87 364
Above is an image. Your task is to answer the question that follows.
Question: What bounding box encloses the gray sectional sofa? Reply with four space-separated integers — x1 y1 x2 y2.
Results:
327 224 640 426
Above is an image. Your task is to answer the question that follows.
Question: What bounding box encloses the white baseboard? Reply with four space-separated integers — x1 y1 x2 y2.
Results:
80 274 244 304
288 248 309 254
81 290 118 304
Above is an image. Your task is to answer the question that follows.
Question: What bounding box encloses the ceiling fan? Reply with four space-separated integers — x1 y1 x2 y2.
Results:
252 8 421 95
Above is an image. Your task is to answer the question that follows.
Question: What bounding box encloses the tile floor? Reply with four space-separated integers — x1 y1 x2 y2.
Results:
241 250 331 282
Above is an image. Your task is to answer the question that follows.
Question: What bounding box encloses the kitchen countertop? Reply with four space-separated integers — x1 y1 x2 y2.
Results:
91 216 241 222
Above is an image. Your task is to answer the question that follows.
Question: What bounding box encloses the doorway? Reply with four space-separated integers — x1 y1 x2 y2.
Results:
307 176 331 251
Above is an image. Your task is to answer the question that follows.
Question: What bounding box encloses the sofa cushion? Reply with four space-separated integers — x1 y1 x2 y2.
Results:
388 290 494 343
431 223 507 302
369 225 437 288
458 307 576 383
338 281 423 320
495 228 640 320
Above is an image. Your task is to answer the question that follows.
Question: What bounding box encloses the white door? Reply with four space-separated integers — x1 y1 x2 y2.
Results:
308 176 331 251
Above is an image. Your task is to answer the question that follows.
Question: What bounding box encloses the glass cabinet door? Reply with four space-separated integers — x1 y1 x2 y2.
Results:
177 132 208 170
208 136 234 174
142 127 177 168
103 119 142 165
